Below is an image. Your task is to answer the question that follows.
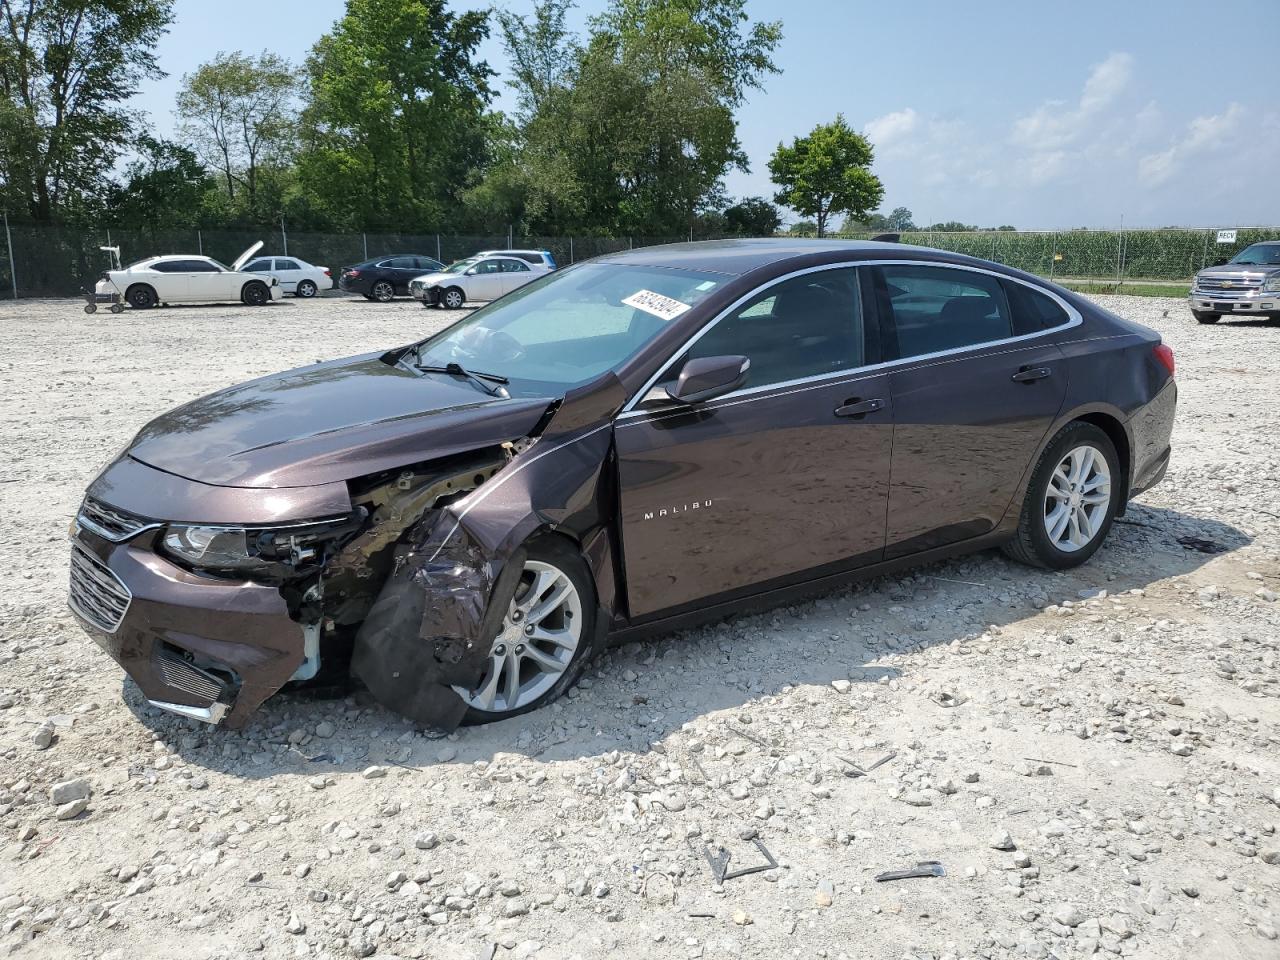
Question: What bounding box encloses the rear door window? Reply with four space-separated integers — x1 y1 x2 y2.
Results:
276 259 302 271
498 259 530 273
874 265 1013 360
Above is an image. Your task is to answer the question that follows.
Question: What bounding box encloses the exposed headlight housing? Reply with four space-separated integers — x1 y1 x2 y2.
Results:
1264 274 1280 293
161 516 360 577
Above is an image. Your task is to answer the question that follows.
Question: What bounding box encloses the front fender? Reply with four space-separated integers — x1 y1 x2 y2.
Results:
349 373 627 728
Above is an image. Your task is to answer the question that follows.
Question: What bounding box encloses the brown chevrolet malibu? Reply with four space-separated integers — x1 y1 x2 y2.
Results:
69 239 1177 730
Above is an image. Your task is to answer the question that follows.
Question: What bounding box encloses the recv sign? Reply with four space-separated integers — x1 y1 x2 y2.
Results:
1216 229 1238 244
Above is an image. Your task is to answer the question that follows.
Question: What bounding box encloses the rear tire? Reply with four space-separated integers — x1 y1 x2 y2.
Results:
371 280 395 303
126 284 156 309
296 279 318 298
1001 421 1121 570
1193 310 1220 324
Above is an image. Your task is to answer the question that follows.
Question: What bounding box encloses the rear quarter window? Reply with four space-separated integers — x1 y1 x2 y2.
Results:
1003 280 1071 335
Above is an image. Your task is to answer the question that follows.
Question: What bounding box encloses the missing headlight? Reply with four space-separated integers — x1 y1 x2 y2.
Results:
161 514 364 579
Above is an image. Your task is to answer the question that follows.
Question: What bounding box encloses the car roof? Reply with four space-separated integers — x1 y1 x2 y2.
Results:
477 249 549 256
593 238 929 277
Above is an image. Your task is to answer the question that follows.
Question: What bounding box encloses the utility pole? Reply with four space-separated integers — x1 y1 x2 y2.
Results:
1116 214 1124 286
3 210 16 299
281 216 288 256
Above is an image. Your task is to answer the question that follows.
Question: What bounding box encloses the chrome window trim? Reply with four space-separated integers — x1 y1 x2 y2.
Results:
617 259 1082 421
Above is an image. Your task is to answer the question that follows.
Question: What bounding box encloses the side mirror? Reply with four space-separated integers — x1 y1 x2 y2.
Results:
465 267 478 275
665 355 750 404
1214 257 1229 266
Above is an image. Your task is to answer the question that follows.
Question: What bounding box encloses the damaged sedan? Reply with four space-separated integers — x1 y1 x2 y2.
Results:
69 239 1176 730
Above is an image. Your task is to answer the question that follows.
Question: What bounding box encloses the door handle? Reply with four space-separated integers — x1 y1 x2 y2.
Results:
834 397 884 418
1011 366 1052 383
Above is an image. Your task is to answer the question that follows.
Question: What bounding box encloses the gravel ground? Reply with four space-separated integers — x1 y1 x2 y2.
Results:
1 293 1278 960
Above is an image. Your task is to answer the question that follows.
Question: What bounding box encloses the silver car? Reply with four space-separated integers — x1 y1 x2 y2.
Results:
1189 241 1280 324
410 254 548 309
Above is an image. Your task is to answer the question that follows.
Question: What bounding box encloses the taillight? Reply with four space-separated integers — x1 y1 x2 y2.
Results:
1153 343 1175 377
347 269 360 278
324 268 331 277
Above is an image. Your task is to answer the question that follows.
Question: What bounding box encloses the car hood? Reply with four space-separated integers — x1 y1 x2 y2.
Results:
231 241 264 272
127 353 554 488
412 271 453 285
1197 265 1278 281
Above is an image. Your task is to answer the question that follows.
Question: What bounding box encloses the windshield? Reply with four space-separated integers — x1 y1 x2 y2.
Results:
409 263 728 396
1229 244 1280 266
445 258 478 275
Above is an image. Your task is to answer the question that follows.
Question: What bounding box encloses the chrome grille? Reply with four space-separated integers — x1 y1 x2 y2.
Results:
77 497 151 542
68 542 131 632
1197 276 1261 294
154 648 227 703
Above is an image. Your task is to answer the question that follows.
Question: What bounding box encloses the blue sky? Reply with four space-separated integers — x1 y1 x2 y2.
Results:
134 0 1278 229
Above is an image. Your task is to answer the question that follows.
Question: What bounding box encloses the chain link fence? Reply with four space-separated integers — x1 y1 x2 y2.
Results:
1 222 1277 298
0 225 692 298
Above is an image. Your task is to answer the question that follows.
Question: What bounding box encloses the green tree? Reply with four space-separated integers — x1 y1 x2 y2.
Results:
107 135 211 229
787 219 817 235
176 51 299 212
0 0 172 222
497 0 577 120
491 0 780 236
768 115 883 238
723 196 781 235
298 0 494 230
926 220 977 232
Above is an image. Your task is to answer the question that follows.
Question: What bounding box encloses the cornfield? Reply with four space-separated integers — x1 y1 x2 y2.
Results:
834 226 1280 282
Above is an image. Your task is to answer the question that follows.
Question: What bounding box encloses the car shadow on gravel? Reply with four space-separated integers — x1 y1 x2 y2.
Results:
124 500 1250 778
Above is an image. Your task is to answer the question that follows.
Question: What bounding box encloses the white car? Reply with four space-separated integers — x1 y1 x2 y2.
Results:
409 254 547 309
474 248 558 271
94 241 282 309
242 255 332 298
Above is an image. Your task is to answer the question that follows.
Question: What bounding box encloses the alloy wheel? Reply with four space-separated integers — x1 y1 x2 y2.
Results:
455 560 582 713
297 280 317 298
373 281 394 302
1043 444 1111 552
443 288 464 309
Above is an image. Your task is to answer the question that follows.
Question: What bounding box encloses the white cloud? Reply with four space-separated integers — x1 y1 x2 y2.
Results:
1138 103 1245 184
863 108 918 149
1011 52 1133 151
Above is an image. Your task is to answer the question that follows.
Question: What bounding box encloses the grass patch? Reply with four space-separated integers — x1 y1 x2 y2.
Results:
1058 281 1190 298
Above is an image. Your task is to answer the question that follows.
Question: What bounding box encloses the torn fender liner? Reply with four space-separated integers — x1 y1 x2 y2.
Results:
351 523 526 730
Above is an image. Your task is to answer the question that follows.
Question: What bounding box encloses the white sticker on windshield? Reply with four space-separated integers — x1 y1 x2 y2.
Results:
623 289 692 321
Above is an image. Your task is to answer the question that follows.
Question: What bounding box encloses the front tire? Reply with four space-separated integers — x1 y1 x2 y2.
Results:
1192 310 1220 324
296 279 318 298
241 280 270 306
441 286 465 310
1002 421 1121 570
371 280 395 303
456 538 596 724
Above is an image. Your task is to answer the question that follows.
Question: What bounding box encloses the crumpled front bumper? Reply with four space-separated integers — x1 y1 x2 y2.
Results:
68 523 307 728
